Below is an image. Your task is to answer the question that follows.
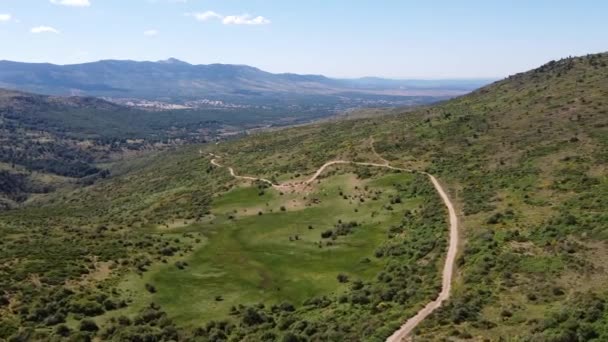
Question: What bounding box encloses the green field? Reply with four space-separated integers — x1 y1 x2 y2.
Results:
111 171 420 326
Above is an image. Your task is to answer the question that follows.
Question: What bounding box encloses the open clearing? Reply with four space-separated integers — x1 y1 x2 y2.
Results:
212 150 460 341
110 171 424 326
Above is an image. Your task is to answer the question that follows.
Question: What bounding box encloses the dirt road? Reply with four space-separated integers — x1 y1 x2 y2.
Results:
209 148 459 341
210 154 282 189
386 172 459 341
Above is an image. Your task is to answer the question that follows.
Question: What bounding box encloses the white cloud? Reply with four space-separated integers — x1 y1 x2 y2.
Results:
222 14 270 25
31 26 60 34
190 11 222 21
50 0 91 7
144 29 159 36
189 11 270 25
0 14 11 22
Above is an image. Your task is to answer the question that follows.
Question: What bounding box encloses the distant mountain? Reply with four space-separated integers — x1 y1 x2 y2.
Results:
0 59 491 101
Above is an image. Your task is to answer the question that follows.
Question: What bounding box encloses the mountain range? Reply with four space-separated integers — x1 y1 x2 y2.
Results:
0 58 491 102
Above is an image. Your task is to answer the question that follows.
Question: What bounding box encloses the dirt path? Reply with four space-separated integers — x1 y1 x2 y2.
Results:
370 137 390 166
208 146 459 341
386 172 459 341
210 153 284 189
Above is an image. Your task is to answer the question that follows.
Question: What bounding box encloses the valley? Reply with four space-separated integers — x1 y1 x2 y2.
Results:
0 38 606 342
0 66 468 208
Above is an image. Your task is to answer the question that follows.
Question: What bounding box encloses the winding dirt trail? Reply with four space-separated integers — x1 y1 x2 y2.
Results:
208 146 459 341
386 171 459 342
369 137 390 166
210 154 279 188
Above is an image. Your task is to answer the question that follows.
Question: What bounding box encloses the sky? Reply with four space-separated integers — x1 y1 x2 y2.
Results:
0 0 607 79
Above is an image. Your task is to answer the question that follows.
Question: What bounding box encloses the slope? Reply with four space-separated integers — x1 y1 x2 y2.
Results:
212 52 608 340
0 88 227 140
0 52 606 341
0 88 232 208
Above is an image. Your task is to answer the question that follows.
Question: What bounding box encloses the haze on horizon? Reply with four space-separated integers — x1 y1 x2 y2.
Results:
0 0 606 79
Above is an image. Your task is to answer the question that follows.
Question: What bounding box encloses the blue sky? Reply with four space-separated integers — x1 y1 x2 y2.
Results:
0 0 606 78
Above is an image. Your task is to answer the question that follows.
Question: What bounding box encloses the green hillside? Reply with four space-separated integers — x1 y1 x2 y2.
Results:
0 88 215 208
0 52 606 341
213 52 608 340
0 86 341 207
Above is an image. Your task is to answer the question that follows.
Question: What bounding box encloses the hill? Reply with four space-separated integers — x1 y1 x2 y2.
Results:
0 88 233 208
0 52 606 341
0 87 236 140
211 52 608 340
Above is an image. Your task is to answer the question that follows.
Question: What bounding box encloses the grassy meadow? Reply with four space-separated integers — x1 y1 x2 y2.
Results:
108 171 424 326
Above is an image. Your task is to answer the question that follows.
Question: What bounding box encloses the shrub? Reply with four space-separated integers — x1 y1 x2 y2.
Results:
282 332 303 342
145 283 157 293
45 313 66 326
241 307 267 326
71 301 105 317
279 302 295 312
79 319 99 332
337 274 349 283
117 316 132 326
103 299 117 311
55 324 71 337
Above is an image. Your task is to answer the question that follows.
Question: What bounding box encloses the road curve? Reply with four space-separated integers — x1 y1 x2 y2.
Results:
386 172 459 341
208 149 459 341
210 154 280 188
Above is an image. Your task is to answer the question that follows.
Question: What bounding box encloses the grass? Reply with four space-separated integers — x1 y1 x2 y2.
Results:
203 52 608 341
111 171 418 326
2 52 607 341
